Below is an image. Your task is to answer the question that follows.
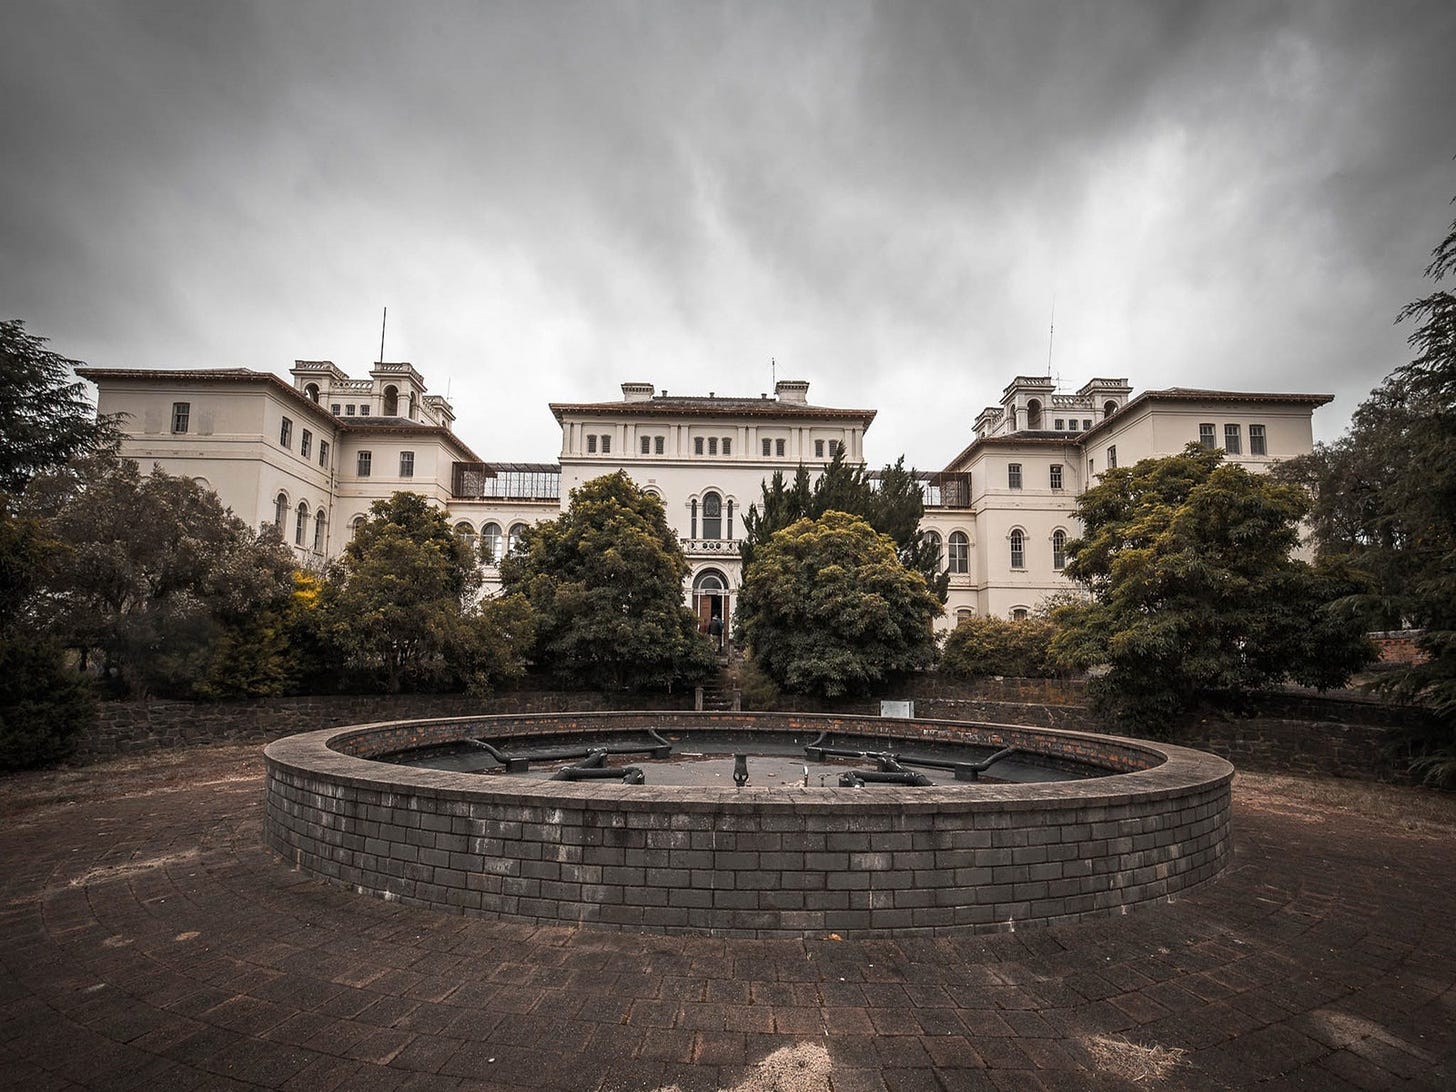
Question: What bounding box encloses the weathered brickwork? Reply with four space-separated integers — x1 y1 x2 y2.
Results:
263 712 1233 938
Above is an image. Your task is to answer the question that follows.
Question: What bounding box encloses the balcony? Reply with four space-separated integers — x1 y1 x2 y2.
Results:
680 538 742 559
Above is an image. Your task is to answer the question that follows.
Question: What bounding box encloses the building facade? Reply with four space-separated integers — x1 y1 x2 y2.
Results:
78 362 1330 629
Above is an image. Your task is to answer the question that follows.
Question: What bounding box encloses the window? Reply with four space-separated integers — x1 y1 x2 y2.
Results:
330 403 341 415
1107 445 1117 469
399 451 414 477
280 417 293 448
1088 458 1095 477
695 437 704 455
1008 463 1022 489
1011 608 1029 622
702 492 722 539
776 438 785 456
1054 418 1064 431
1050 464 1063 490
828 440 841 457
923 530 942 569
1069 420 1080 432
295 502 309 546
708 438 718 456
304 383 320 403
654 436 664 454
508 523 527 556
345 404 356 416
722 438 731 456
1103 400 1118 419
587 435 597 453
171 402 190 433
382 385 398 415
1250 424 1267 455
1083 419 1092 430
360 405 371 416
1026 400 1043 429
956 608 974 626
1224 424 1241 454
481 523 502 564
318 440 330 468
313 510 326 552
727 499 735 539
815 440 825 458
455 522 477 553
300 429 312 459
600 434 611 454
763 438 772 456
1052 529 1067 570
273 492 288 530
1010 529 1025 569
642 436 652 454
351 515 366 537
690 498 697 538
948 531 969 574
1199 423 1216 449
357 451 371 476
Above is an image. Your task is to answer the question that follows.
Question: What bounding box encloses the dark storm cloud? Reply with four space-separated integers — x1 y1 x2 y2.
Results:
2 0 1453 467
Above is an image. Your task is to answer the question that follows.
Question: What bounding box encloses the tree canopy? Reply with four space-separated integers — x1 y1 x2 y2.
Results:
0 320 116 495
1051 444 1374 732
499 472 715 691
736 510 941 698
740 450 949 602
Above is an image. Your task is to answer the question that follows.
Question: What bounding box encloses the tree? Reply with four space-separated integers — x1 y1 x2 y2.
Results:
20 454 298 698
0 320 116 495
1051 444 1375 732
740 450 950 602
498 472 716 691
323 492 522 693
940 614 1059 679
736 511 941 698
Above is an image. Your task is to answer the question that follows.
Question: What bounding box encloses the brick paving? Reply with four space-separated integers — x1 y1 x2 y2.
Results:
1 746 1453 1090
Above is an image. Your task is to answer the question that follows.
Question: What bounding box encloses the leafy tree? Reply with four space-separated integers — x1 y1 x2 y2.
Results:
499 472 716 691
323 492 509 693
740 450 949 602
940 614 1059 679
1051 445 1375 732
0 502 94 768
20 454 297 698
736 511 941 698
0 320 117 495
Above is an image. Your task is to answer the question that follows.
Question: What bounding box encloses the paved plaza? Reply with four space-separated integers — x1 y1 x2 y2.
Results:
1 744 1452 1090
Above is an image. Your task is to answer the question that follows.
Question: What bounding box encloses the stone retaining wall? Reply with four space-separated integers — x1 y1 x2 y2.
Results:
263 711 1233 938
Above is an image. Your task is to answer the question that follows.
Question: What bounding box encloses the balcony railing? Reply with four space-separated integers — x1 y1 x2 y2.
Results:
681 538 742 557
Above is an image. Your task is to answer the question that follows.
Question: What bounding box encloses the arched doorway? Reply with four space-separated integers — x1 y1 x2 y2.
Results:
693 568 730 647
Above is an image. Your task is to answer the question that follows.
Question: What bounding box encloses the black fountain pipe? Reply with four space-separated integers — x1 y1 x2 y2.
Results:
466 735 671 772
804 735 1020 781
838 769 934 787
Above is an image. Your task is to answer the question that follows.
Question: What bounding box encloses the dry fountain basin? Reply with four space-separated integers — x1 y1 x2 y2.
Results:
263 711 1232 937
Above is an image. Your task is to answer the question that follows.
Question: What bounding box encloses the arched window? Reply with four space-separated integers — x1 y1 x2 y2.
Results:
313 510 326 553
948 531 969 574
455 521 477 553
481 523 502 564
383 385 399 416
295 502 309 546
1011 607 1030 622
702 492 722 539
1052 529 1067 570
1010 529 1025 570
1026 399 1043 430
956 607 974 626
1103 400 1118 419
273 492 288 531
304 382 320 403
351 515 366 537
508 522 527 556
922 530 942 569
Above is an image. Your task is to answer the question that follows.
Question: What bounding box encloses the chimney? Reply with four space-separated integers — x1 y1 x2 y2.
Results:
621 382 655 403
774 379 810 405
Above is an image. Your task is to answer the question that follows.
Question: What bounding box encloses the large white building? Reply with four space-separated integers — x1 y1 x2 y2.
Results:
78 362 1330 631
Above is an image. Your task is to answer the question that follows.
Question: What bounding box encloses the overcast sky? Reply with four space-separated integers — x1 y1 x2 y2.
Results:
3 1 1453 467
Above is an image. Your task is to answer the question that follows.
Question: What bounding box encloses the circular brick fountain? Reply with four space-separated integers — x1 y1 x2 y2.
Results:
263 711 1232 937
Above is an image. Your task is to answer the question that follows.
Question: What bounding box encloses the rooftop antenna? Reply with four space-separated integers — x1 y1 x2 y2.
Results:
378 306 387 364
1047 299 1057 386
771 357 777 386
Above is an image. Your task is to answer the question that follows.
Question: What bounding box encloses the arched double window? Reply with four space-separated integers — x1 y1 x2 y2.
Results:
455 521 477 554
508 522 527 556
295 502 309 546
1052 529 1067 570
273 492 289 531
922 530 942 569
313 510 326 553
702 491 722 539
481 523 502 564
948 531 969 574
1009 529 1026 570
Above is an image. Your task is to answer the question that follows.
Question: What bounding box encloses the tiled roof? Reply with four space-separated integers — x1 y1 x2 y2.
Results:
550 397 875 424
